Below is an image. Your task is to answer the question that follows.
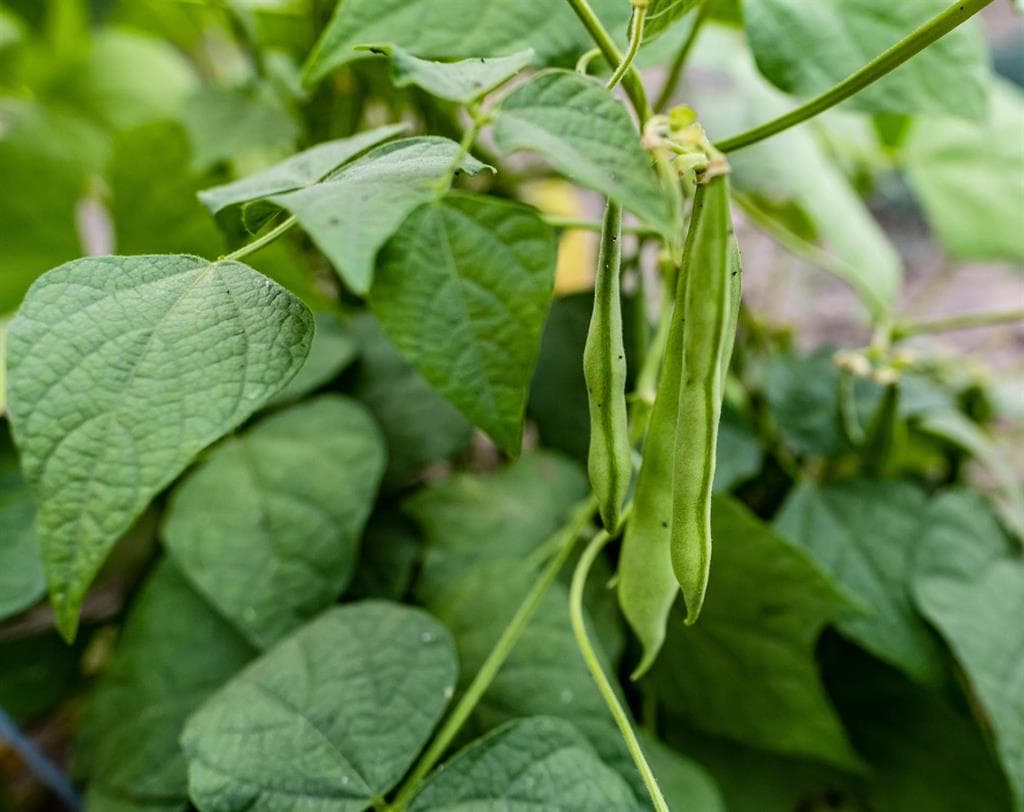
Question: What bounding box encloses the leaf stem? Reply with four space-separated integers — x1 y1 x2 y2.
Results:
893 309 1024 340
653 0 711 112
564 0 653 121
608 1 649 91
387 497 597 810
435 105 488 195
715 0 996 153
220 215 298 262
569 525 669 812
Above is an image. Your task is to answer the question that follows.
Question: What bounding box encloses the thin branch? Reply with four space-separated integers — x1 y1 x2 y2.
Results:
569 524 669 812
564 0 653 121
715 0 996 153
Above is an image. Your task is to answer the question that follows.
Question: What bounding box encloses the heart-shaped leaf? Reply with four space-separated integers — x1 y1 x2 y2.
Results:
5 255 313 639
197 124 409 225
163 396 386 648
408 717 641 810
371 194 556 454
492 70 672 235
77 560 254 807
268 137 489 295
181 601 458 812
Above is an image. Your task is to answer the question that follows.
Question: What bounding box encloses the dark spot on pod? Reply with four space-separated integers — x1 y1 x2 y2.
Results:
661 520 668 529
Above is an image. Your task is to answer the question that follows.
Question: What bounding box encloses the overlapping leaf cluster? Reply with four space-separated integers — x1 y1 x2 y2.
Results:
0 1 1021 811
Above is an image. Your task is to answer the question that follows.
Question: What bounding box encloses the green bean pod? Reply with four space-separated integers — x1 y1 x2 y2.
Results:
584 201 632 531
861 380 901 475
617 190 705 678
670 174 735 624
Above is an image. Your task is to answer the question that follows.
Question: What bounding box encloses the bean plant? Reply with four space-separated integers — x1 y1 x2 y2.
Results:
1 0 1022 810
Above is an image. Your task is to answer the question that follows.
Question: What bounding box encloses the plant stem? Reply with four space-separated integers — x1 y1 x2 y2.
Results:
220 215 298 262
569 527 669 812
435 106 488 195
564 0 653 121
608 2 648 91
653 0 710 112
542 215 662 237
893 309 1024 340
387 498 597 811
715 0 996 153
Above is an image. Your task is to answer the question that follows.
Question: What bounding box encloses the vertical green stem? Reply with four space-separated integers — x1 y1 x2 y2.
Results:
387 498 597 811
569 527 670 812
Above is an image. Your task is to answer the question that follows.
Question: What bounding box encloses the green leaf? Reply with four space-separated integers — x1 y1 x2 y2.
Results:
181 601 458 812
163 396 385 648
76 560 254 806
650 495 861 769
423 560 631 779
352 315 472 487
302 0 631 85
912 489 1015 585
660 724 863 812
916 409 1024 541
528 290 640 462
371 193 556 454
408 717 640 811
6 255 313 639
404 451 588 601
687 28 902 315
774 479 946 685
0 631 83 723
347 512 422 601
182 87 299 172
761 348 880 457
492 70 672 234
0 8 25 50
69 29 197 131
84 789 186 812
744 0 989 119
196 123 409 226
362 44 534 103
268 137 489 295
904 78 1024 262
0 141 82 316
713 403 762 491
107 122 223 257
925 565 1024 810
913 494 1024 810
825 639 1014 812
0 456 44 620
409 454 639 784
641 735 726 812
916 566 1024 811
267 313 358 407
643 0 700 42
